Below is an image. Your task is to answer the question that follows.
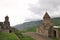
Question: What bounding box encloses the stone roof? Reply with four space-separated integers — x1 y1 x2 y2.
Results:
43 12 50 19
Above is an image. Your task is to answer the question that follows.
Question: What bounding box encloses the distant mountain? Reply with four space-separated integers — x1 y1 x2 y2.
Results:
52 17 60 26
14 17 60 30
14 20 42 30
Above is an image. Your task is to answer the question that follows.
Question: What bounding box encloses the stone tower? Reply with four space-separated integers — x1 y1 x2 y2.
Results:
3 16 10 32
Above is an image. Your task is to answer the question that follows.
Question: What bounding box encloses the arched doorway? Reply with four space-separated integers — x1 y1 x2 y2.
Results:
53 30 56 37
9 30 12 33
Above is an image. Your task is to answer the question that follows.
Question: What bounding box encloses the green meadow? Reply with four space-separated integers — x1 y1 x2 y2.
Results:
0 32 19 40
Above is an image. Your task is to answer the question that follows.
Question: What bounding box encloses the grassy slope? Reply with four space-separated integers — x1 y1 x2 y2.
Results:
23 26 36 32
22 26 38 33
0 32 19 40
22 35 35 40
15 31 35 40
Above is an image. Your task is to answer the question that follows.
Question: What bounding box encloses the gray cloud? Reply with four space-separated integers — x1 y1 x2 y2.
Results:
29 0 60 18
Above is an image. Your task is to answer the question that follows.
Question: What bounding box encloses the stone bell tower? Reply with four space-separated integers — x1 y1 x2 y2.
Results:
4 16 10 31
43 12 51 25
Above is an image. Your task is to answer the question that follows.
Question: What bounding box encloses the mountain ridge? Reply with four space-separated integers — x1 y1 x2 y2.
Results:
14 17 60 30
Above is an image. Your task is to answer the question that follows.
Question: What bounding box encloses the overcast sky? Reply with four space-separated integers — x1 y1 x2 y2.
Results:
0 0 60 26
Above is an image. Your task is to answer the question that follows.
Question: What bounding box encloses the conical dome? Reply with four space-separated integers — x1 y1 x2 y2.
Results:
5 16 9 18
43 12 50 19
5 16 9 21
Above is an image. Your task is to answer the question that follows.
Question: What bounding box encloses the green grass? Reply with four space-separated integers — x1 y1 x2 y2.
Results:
51 37 57 40
15 31 35 40
26 27 36 32
0 32 19 40
22 35 35 40
20 27 36 33
15 31 24 40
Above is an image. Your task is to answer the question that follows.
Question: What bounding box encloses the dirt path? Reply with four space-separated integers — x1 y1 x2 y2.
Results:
23 32 51 40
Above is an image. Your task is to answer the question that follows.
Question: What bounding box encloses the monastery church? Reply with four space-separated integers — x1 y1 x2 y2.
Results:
36 12 60 39
0 16 12 33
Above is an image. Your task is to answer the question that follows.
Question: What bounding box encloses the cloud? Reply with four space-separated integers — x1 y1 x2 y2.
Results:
1 0 60 26
29 0 60 18
0 0 39 26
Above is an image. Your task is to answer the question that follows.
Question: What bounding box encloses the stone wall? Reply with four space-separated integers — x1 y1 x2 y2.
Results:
2 29 9 33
